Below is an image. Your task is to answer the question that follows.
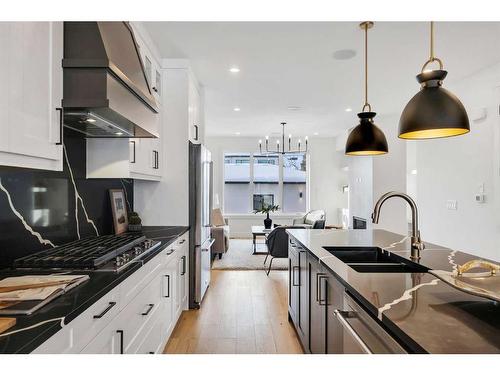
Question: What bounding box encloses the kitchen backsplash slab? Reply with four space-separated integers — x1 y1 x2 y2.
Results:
0 130 133 268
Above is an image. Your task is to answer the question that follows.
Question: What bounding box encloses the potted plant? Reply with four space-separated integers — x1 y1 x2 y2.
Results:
128 211 142 232
254 204 280 229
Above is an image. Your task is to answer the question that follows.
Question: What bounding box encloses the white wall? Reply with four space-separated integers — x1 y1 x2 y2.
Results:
206 136 348 237
372 113 408 235
413 63 500 260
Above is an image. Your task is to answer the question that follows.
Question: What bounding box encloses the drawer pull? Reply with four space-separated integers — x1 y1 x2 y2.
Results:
142 303 155 316
117 330 124 354
93 301 117 319
334 310 373 354
179 239 186 244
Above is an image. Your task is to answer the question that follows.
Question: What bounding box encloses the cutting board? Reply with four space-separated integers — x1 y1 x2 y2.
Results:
0 317 16 334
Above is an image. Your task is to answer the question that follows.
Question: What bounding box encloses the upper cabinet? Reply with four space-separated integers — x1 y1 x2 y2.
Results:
188 78 203 144
134 29 161 106
0 22 63 171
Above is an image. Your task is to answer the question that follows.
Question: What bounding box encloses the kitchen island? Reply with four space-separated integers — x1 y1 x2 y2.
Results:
286 229 500 354
0 226 188 354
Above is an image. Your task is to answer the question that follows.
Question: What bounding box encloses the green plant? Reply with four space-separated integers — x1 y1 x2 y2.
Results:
128 211 142 225
253 204 280 215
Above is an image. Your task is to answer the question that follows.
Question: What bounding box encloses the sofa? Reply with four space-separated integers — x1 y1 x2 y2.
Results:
211 208 230 259
292 210 326 229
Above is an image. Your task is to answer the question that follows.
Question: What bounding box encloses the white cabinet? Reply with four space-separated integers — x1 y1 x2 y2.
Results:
175 237 188 316
0 22 63 171
33 231 189 354
133 26 161 106
188 78 202 143
128 138 161 179
86 137 161 181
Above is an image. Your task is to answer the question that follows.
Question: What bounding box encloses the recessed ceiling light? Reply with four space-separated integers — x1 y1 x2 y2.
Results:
229 67 240 73
287 106 301 111
235 132 241 135
345 107 353 112
115 132 124 136
233 107 240 112
313 132 319 136
333 49 357 60
86 118 96 123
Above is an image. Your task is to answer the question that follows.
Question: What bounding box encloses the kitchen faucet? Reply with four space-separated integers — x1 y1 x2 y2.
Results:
372 191 424 260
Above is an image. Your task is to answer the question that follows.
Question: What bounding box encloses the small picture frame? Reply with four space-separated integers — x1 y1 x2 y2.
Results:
109 189 128 234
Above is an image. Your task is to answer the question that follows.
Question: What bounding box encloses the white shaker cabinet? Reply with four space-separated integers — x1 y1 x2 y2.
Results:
188 77 202 144
86 137 161 181
0 22 63 171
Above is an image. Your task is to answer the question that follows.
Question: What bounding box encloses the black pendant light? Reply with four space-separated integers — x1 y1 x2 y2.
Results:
399 22 470 139
345 21 388 156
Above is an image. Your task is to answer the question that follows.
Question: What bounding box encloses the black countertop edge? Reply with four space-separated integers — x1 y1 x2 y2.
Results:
0 226 189 354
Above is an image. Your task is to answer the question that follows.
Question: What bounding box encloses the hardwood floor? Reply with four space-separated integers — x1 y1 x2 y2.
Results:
163 270 304 354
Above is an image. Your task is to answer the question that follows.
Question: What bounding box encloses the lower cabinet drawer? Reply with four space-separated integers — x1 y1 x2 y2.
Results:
117 274 164 353
33 287 120 354
134 305 167 354
119 251 165 307
81 274 163 354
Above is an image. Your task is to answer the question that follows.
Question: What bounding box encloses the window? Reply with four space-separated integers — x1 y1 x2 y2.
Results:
223 152 308 214
253 194 274 211
224 153 251 214
283 154 307 213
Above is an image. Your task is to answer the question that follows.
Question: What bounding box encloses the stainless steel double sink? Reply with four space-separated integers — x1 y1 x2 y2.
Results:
323 246 429 273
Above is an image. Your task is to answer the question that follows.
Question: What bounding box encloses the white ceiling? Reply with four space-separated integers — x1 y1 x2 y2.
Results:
143 22 500 137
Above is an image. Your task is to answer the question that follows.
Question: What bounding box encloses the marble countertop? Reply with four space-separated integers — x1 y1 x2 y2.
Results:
0 226 189 354
286 228 500 353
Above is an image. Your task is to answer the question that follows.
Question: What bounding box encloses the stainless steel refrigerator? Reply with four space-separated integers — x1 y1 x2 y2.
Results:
189 142 214 309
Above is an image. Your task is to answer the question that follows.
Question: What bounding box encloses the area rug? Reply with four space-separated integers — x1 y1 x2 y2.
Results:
212 239 288 271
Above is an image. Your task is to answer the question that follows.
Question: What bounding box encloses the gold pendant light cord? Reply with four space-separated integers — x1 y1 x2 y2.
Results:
421 21 443 72
362 22 371 112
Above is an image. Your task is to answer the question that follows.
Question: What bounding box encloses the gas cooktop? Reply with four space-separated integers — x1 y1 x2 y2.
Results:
13 233 161 273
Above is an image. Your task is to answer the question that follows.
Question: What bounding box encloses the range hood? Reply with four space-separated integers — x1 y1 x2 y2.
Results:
62 22 159 138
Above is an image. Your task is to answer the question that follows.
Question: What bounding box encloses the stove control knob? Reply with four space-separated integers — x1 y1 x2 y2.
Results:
116 256 123 267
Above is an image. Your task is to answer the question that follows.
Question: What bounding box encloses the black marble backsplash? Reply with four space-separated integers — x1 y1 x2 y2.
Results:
0 130 133 268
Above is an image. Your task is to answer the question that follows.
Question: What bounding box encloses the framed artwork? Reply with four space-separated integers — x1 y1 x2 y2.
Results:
109 189 128 234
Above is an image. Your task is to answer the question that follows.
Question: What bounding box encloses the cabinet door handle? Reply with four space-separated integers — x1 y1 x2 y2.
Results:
194 124 199 140
116 330 124 354
93 301 116 319
292 266 300 286
155 151 159 169
152 86 158 93
318 275 328 306
141 303 155 316
55 107 63 145
181 255 186 275
130 141 136 163
315 273 326 303
178 239 186 245
164 275 170 298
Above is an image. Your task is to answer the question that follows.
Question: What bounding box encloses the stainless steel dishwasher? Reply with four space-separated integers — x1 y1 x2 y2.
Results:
333 292 407 354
